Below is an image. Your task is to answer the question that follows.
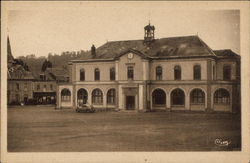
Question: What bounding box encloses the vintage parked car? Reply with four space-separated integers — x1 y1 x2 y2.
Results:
76 103 95 113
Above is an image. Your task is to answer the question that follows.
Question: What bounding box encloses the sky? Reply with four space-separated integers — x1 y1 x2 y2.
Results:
7 2 240 58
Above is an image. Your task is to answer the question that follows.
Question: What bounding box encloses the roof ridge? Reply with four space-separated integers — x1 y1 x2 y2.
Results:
106 39 143 43
158 35 197 40
106 35 199 43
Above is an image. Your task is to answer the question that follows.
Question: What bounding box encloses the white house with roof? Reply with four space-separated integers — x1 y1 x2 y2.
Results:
57 23 241 112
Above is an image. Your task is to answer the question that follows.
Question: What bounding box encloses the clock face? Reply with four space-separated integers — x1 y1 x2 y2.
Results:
128 53 134 59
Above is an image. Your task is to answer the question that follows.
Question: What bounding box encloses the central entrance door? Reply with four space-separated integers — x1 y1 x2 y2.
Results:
126 96 135 110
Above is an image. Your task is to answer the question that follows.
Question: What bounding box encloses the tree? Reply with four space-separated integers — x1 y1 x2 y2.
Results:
23 63 29 71
41 59 48 72
47 60 52 68
41 59 53 72
14 59 24 66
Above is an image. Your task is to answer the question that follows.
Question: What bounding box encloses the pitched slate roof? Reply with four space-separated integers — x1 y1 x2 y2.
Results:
213 49 240 58
44 68 69 81
46 68 68 76
76 35 216 61
7 37 35 80
8 64 35 80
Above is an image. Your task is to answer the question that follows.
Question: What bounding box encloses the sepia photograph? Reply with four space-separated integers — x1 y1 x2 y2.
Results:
1 1 249 163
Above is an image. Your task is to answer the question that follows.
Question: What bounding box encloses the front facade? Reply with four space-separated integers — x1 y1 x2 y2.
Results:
57 24 241 112
8 78 34 105
33 80 57 104
7 47 35 105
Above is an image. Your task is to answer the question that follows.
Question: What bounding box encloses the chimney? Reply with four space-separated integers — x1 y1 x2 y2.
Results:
91 45 96 58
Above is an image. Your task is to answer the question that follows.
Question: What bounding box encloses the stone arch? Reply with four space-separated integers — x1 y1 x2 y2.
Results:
91 88 103 104
77 88 88 105
169 87 187 97
151 87 167 96
213 87 231 112
61 88 71 101
213 88 230 104
170 88 185 106
211 87 231 105
188 87 207 105
152 88 166 106
107 88 116 105
189 88 206 110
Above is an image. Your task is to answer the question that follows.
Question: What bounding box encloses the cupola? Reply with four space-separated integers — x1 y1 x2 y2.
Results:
144 22 155 42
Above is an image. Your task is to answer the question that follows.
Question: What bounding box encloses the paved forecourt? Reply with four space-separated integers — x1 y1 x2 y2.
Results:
7 106 241 152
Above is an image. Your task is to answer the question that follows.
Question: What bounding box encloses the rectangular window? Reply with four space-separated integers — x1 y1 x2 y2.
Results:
80 69 85 81
94 68 100 81
156 66 162 80
37 84 40 91
193 65 201 80
110 68 115 81
127 66 134 80
174 66 181 80
223 65 231 80
50 84 53 90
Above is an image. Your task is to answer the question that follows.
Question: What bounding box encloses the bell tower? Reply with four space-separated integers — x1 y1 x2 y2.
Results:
144 22 155 42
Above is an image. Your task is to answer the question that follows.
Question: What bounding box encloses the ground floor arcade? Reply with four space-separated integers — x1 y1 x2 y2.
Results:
57 82 240 112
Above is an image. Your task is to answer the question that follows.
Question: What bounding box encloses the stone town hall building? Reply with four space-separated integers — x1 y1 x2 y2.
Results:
57 24 241 112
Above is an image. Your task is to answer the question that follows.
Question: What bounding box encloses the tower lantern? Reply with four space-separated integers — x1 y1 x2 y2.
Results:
144 22 155 42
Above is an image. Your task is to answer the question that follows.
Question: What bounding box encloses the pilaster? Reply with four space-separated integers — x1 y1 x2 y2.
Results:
185 93 190 110
166 93 171 110
207 59 212 110
103 94 107 109
139 84 144 110
115 61 119 81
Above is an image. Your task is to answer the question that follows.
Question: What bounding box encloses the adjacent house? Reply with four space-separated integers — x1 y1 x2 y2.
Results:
7 37 35 105
33 68 69 104
7 37 69 105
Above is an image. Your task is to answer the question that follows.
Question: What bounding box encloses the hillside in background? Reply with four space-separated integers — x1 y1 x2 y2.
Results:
17 50 89 79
